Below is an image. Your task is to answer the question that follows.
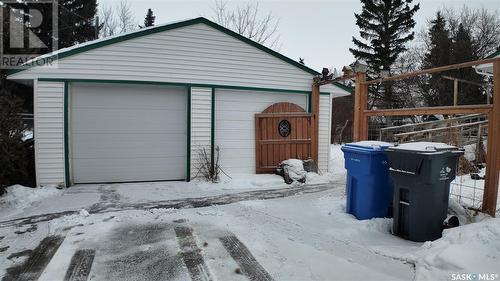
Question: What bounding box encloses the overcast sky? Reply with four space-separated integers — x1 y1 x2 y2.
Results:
98 0 499 72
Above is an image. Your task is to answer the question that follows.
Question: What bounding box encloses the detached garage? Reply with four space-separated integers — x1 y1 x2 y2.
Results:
8 17 351 187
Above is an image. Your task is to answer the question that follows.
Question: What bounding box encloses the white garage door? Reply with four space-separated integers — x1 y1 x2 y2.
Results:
70 83 187 183
215 89 308 174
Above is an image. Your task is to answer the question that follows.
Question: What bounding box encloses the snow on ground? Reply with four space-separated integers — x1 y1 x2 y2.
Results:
450 168 487 210
1 185 498 280
450 168 500 214
0 185 63 211
0 151 345 221
194 174 289 191
0 189 416 281
413 218 500 280
449 142 500 215
0 144 498 280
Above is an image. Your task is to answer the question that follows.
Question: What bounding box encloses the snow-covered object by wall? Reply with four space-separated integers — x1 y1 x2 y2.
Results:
413 218 500 280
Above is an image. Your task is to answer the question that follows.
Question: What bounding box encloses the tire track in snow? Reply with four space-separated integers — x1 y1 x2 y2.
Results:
219 235 274 281
0 183 335 228
2 235 65 281
231 202 415 280
64 249 95 281
175 226 213 281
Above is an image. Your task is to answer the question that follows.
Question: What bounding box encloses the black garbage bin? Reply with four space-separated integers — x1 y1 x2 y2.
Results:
385 142 463 242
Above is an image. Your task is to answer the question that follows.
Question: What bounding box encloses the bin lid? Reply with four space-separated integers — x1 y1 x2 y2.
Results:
344 141 394 151
387 142 458 153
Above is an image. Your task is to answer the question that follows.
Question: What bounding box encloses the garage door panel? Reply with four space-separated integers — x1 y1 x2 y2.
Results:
71 84 185 107
71 83 187 183
71 109 185 132
72 136 186 158
73 158 185 183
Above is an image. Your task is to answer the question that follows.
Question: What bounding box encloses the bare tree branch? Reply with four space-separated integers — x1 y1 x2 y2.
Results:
117 0 136 34
443 5 500 58
210 0 281 50
99 4 117 38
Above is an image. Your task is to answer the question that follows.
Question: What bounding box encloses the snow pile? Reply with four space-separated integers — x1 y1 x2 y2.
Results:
390 142 457 152
305 172 330 184
329 144 347 179
463 144 477 162
79 209 90 217
350 140 393 149
0 185 62 209
450 168 487 210
414 218 500 280
280 159 307 181
195 174 288 190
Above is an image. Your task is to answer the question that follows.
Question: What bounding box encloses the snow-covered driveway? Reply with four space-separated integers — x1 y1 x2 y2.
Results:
1 157 499 280
0 184 418 281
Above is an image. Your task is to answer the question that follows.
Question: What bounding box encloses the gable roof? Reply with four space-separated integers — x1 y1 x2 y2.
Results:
486 49 500 59
8 17 320 77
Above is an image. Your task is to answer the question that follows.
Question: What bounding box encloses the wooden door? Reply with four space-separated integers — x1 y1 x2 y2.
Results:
255 102 313 173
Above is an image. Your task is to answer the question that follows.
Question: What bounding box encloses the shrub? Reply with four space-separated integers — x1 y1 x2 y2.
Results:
0 95 33 194
194 146 227 183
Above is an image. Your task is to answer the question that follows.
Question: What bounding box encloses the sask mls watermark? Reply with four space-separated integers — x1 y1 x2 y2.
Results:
451 273 499 281
0 0 58 69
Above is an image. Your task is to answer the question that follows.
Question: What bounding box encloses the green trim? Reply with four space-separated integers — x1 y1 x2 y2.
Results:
211 88 216 168
63 82 70 187
38 78 314 95
8 17 319 77
333 82 354 94
486 49 500 59
186 86 192 182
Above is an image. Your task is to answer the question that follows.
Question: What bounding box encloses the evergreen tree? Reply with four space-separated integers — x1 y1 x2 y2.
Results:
142 9 155 28
450 24 485 105
421 12 453 106
58 0 99 48
0 93 31 194
349 0 420 108
0 1 99 189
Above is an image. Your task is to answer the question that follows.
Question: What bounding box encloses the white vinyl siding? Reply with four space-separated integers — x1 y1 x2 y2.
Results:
14 19 352 186
70 83 187 183
10 23 344 95
35 81 65 186
215 89 308 174
190 87 212 179
318 94 332 173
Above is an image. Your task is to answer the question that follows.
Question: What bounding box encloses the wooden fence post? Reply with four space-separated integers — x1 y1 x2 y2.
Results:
483 61 500 217
353 72 366 141
360 80 369 140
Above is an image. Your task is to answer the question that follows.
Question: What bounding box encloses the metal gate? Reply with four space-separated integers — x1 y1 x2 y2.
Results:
255 102 313 173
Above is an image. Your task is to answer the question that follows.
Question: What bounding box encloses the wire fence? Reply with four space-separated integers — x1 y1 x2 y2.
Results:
368 113 499 214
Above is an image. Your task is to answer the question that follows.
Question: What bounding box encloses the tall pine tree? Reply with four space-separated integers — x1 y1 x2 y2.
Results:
450 24 484 105
0 1 99 188
421 12 453 106
58 0 99 48
350 0 420 108
142 9 155 28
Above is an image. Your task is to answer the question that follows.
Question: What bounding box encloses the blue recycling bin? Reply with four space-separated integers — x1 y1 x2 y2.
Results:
341 142 394 220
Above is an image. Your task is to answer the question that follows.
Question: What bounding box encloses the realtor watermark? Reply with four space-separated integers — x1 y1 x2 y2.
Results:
451 273 499 281
0 0 58 69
